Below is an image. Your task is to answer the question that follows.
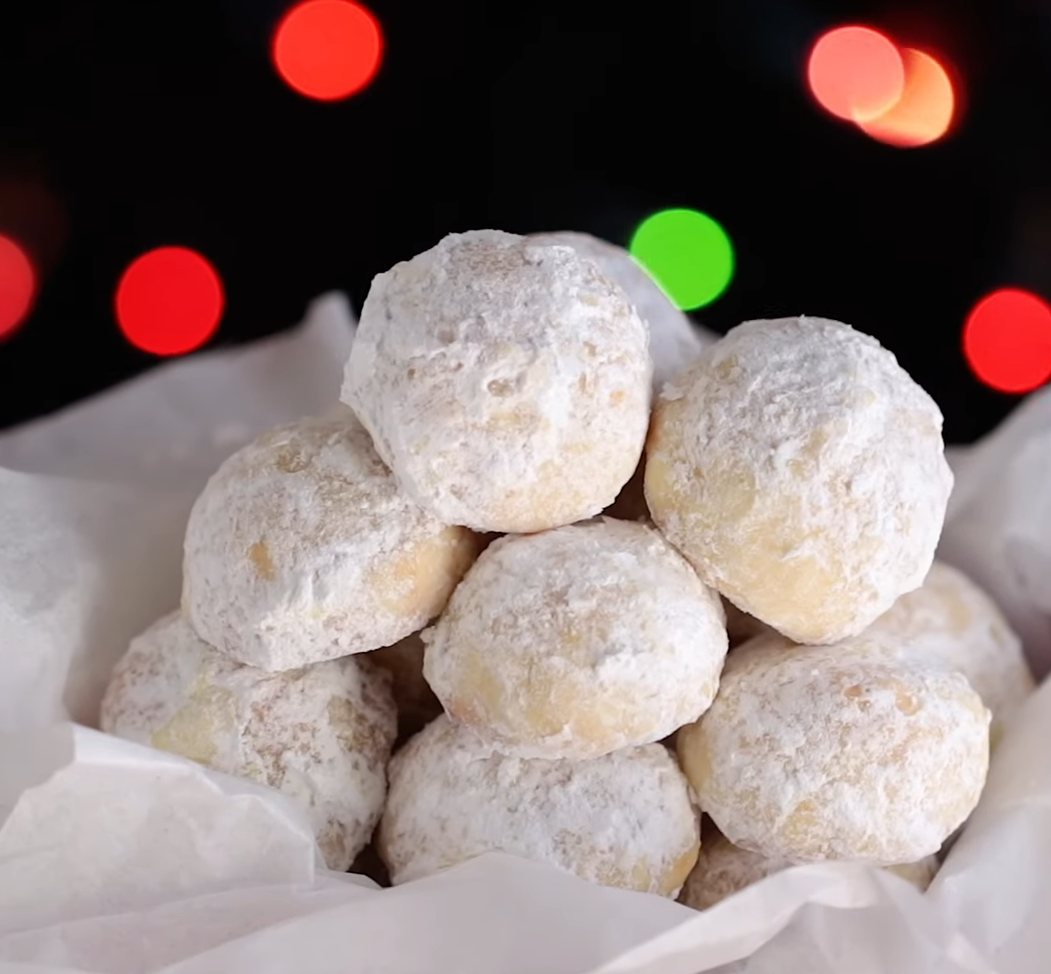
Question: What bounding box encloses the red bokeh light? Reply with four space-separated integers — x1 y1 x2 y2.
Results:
807 26 905 123
0 233 37 342
808 26 960 148
963 289 1051 394
116 247 224 356
272 0 383 102
858 48 955 148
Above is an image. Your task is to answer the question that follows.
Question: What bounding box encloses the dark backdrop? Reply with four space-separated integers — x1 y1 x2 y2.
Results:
1 0 1049 444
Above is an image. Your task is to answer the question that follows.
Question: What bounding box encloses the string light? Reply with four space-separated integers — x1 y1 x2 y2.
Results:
807 27 958 148
272 0 383 101
859 49 955 147
629 209 735 311
116 247 225 356
0 234 36 342
963 288 1051 394
807 26 905 123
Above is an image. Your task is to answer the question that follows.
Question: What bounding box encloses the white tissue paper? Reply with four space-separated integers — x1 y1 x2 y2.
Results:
0 295 1046 974
940 389 1051 680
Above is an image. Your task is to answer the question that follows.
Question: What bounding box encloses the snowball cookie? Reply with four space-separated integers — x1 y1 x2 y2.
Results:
528 230 716 394
368 631 443 745
100 612 396 872
680 829 938 910
183 410 481 671
341 230 652 534
645 316 953 645
677 631 989 864
378 715 699 896
423 517 729 760
865 561 1034 744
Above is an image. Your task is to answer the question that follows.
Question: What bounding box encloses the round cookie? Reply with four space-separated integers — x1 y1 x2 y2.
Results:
865 561 1034 745
378 715 700 896
680 827 938 911
645 316 953 645
341 230 652 533
100 612 396 871
677 631 989 865
183 410 481 671
423 517 729 760
527 230 716 394
368 631 443 745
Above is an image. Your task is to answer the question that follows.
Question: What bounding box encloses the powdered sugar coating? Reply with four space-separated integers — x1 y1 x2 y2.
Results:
183 410 481 671
679 828 938 910
527 231 713 394
378 715 700 896
866 561 1034 745
99 612 396 871
422 517 728 760
341 230 652 533
677 631 989 864
645 316 953 645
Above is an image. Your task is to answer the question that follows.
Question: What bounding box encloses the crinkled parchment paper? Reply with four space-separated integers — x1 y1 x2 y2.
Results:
0 298 1046 973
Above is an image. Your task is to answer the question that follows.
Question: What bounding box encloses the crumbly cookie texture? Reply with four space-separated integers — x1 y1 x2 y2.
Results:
423 517 728 760
865 561 1034 746
341 230 652 533
527 230 713 394
367 631 443 745
378 715 700 896
99 612 397 871
677 631 989 864
679 827 938 910
645 316 953 645
182 409 481 671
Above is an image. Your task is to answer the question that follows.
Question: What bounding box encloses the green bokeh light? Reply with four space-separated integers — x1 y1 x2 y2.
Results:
629 208 735 310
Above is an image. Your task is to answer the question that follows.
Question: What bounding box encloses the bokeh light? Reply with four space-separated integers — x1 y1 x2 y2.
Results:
858 49 955 147
272 0 383 101
116 247 225 356
0 233 37 341
629 209 735 311
963 289 1051 394
807 26 905 123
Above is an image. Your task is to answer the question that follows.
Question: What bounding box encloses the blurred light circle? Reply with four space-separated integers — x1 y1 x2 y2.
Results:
272 0 383 101
0 233 36 341
629 209 735 311
116 247 225 356
963 289 1051 394
858 49 955 147
807 26 905 122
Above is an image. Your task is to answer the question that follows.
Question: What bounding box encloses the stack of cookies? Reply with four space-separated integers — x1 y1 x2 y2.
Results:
100 229 1032 905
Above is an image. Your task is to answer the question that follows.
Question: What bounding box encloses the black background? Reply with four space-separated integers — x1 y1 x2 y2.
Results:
1 0 1049 444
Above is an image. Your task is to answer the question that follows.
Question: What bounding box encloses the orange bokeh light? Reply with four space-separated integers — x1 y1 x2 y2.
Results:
963 289 1051 394
272 0 383 102
807 26 905 123
858 49 955 147
0 233 36 342
116 247 225 357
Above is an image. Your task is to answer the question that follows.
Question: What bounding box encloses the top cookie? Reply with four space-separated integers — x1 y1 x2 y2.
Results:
342 230 652 533
527 230 714 394
645 316 953 644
